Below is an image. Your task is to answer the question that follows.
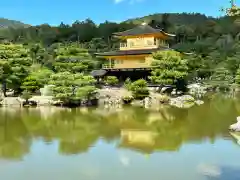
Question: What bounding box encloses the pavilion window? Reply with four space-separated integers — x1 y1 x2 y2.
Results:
120 40 127 47
159 39 162 45
147 40 153 46
110 59 115 68
139 59 145 63
161 40 166 46
129 42 134 47
116 60 123 64
154 38 157 45
158 39 166 46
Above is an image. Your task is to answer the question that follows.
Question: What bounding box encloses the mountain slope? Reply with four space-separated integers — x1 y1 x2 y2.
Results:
0 18 29 28
125 13 216 26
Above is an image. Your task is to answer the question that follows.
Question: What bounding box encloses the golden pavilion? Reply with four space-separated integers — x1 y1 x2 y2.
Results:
96 22 175 71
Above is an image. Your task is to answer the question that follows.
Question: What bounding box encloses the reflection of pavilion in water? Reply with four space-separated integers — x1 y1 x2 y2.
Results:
93 107 187 154
118 129 182 154
0 97 237 158
121 130 156 144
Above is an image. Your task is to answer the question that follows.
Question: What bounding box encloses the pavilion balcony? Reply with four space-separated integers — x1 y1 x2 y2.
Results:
119 43 128 50
102 63 153 70
120 42 128 47
119 42 169 51
102 64 114 69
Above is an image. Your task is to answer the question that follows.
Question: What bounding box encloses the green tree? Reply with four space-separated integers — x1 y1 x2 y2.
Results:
0 44 31 95
29 44 40 64
21 66 53 93
149 50 188 85
49 72 97 105
124 78 132 90
76 86 98 101
21 90 32 104
53 44 97 73
21 76 41 93
209 66 234 91
0 60 11 96
128 79 149 100
224 1 240 17
104 76 119 86
28 67 53 88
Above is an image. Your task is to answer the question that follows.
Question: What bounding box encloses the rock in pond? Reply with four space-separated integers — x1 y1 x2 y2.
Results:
29 96 53 106
131 100 144 107
229 132 240 145
229 116 240 132
0 97 24 106
169 95 195 109
195 100 204 105
187 83 207 98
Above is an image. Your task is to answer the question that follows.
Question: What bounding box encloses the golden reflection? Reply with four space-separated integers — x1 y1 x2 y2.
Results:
0 95 238 159
119 129 157 153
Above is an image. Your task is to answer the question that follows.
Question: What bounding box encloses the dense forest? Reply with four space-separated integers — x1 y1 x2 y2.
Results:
0 4 239 105
0 12 239 51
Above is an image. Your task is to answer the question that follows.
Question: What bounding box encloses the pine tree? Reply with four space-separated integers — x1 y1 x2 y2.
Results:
149 50 188 85
210 66 234 91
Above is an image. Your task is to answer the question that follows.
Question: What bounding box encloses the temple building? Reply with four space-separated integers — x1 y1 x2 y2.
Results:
95 23 175 80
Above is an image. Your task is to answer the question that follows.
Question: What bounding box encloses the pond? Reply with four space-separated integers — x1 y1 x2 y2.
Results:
0 94 240 180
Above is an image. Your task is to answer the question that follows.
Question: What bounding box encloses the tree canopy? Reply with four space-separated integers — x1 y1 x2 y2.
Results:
0 6 240 99
149 50 188 85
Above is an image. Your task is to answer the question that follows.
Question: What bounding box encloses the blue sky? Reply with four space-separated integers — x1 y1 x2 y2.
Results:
0 0 239 25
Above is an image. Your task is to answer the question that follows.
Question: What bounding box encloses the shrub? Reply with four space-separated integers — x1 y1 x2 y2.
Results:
49 72 97 104
21 76 41 93
76 86 98 100
104 76 119 86
208 66 233 91
128 79 149 100
149 50 188 85
156 94 170 103
124 78 132 90
21 90 32 103
122 96 134 104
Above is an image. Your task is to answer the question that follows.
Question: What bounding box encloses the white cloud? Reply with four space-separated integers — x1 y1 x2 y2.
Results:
114 0 144 4
114 0 125 3
119 154 130 167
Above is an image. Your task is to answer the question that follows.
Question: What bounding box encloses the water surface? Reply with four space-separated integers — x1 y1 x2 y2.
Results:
0 95 240 180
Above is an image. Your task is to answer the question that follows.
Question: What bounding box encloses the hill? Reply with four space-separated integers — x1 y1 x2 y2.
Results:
0 18 29 28
125 13 216 26
0 12 238 47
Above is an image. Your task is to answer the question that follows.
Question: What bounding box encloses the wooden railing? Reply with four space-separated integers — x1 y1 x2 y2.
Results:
120 43 127 48
102 64 157 70
119 42 169 50
102 64 114 69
